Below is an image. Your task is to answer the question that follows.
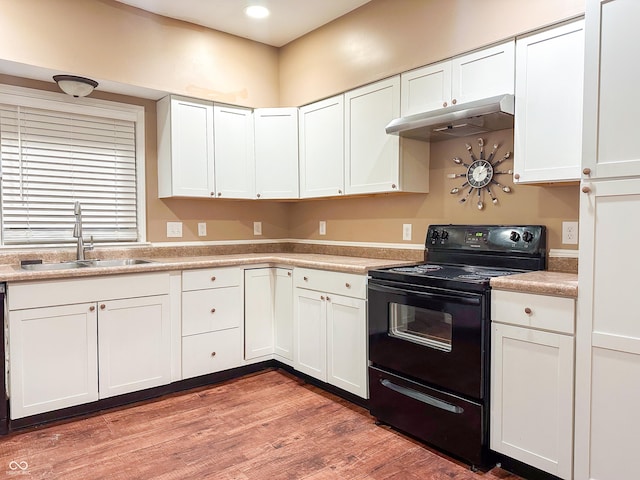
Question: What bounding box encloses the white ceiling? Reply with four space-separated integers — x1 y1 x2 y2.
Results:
115 0 372 47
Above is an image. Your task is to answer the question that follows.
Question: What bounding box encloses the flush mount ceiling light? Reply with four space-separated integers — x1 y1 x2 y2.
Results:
53 75 99 98
244 5 270 19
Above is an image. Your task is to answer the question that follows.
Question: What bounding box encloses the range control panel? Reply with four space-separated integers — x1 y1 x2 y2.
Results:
426 225 546 253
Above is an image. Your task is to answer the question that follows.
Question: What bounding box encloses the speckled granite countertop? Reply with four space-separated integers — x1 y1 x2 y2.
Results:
490 271 578 298
0 253 416 283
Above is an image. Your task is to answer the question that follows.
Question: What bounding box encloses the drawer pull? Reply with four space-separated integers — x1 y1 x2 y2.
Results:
345 282 351 288
287 271 292 277
321 295 325 301
524 307 532 315
211 308 216 313
89 305 96 312
211 351 216 357
211 276 216 282
100 304 106 310
303 276 308 281
326 296 331 302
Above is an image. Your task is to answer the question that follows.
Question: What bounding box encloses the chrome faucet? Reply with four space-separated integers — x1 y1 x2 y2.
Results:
73 201 93 261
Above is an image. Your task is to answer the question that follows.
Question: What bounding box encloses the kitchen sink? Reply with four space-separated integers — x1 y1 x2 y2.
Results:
20 259 154 271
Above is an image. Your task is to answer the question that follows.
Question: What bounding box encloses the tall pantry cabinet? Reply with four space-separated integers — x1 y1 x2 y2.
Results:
576 1 640 479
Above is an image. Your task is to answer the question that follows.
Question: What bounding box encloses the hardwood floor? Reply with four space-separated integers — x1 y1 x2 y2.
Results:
0 369 523 479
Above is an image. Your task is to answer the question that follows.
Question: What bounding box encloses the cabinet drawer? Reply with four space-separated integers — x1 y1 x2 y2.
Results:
293 268 366 299
182 286 241 335
182 329 242 378
182 267 241 291
492 290 575 335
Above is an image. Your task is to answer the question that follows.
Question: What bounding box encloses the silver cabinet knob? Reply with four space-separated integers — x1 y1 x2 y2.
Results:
443 101 448 108
452 99 457 105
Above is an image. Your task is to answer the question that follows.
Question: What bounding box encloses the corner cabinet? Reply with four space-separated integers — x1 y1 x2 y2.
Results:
400 41 515 116
344 77 430 195
491 290 575 480
8 273 173 419
293 268 367 398
254 108 299 199
513 20 585 183
157 95 215 198
299 95 345 198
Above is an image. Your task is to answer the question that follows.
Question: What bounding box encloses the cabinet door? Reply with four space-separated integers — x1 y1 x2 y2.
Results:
214 104 255 198
514 21 584 183
9 303 98 419
345 76 401 195
576 177 640 479
491 323 574 479
299 95 345 198
98 295 171 399
294 288 326 381
400 61 452 116
451 41 515 105
157 96 214 198
326 293 367 398
254 108 299 199
244 268 275 360
274 268 294 363
583 0 640 179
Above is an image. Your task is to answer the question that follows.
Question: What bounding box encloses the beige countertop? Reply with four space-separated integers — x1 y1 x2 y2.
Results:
490 270 578 298
0 253 415 283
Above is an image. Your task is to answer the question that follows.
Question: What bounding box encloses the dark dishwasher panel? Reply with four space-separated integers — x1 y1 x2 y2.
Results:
369 366 487 467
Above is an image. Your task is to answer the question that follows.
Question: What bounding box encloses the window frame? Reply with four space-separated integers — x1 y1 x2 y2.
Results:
0 83 146 247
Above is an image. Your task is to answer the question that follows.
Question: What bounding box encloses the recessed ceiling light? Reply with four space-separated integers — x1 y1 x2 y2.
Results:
244 5 270 19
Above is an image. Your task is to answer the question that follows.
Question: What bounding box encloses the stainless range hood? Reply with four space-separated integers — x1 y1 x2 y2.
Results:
385 94 514 142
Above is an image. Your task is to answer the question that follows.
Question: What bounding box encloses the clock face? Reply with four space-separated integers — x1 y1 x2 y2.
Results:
467 160 494 188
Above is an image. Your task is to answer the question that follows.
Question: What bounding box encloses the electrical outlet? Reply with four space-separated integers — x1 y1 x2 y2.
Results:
319 221 326 235
562 221 579 245
166 221 182 238
198 222 207 237
403 224 412 241
253 221 262 236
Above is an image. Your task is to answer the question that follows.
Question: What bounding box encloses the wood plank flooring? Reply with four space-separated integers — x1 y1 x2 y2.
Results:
0 369 523 479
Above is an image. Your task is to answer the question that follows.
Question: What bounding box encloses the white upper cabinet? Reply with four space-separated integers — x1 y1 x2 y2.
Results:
299 95 345 198
254 108 299 199
513 20 585 184
401 41 515 116
157 95 215 198
582 0 640 179
213 104 255 199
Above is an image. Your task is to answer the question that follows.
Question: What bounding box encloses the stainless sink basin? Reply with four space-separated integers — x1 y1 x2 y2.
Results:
21 261 90 271
80 259 154 267
21 259 154 271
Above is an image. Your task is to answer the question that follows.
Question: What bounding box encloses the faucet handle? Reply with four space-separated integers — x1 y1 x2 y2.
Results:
85 235 94 252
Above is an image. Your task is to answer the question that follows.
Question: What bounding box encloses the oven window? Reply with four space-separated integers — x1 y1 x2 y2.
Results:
388 303 452 352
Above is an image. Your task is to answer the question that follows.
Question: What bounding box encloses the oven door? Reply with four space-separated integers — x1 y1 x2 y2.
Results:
368 278 488 400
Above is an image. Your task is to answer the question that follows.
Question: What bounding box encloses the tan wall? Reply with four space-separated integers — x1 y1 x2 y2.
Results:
280 0 585 106
288 129 580 251
0 0 279 107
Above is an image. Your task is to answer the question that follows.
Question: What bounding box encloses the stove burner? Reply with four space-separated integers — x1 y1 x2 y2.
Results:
393 265 443 274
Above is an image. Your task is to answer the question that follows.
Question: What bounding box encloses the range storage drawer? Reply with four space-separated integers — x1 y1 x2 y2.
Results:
293 268 366 299
368 366 486 467
182 267 241 291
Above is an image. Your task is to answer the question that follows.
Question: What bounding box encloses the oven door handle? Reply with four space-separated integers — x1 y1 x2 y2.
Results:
368 282 482 306
380 379 464 414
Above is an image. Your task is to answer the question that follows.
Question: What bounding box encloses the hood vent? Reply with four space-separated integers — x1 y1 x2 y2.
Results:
385 94 514 142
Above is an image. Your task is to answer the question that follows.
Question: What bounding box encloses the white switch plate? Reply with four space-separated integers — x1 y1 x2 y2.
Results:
166 221 183 238
562 221 579 245
198 222 207 237
403 224 412 241
319 221 326 235
253 221 262 236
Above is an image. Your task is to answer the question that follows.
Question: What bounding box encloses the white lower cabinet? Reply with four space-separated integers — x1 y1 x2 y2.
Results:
293 268 367 398
244 267 294 364
490 290 575 480
8 273 172 419
181 267 243 378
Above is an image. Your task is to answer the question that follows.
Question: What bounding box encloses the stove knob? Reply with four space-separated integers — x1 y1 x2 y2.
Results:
441 230 449 240
432 230 440 240
509 231 521 242
522 231 534 243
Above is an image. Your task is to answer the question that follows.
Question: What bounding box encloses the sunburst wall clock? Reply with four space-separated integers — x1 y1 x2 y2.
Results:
448 138 513 210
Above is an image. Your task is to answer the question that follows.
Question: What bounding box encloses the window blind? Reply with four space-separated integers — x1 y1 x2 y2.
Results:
0 104 138 245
